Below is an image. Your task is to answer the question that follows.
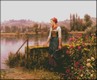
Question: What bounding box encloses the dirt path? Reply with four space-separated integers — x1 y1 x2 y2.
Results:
1 67 61 79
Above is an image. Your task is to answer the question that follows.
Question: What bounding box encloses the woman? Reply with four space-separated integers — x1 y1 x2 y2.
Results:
45 17 62 68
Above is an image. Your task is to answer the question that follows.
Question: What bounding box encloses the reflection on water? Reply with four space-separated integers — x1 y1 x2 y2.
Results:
1 34 66 69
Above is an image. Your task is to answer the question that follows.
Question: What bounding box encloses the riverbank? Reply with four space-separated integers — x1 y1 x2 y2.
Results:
1 31 85 36
1 32 48 36
1 67 61 79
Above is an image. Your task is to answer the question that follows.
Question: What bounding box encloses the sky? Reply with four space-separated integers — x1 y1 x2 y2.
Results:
1 1 96 23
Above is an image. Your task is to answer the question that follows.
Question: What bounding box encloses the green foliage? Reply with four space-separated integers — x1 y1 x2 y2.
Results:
85 25 96 35
5 26 11 33
5 52 25 68
70 14 85 31
61 26 69 41
84 14 91 22
70 14 94 31
84 14 92 28
5 49 49 69
11 26 18 32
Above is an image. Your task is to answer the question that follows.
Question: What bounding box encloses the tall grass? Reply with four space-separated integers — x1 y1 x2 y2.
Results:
5 48 49 69
5 52 25 68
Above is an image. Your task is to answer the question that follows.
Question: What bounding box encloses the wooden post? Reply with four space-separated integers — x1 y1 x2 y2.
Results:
27 38 29 68
27 39 29 57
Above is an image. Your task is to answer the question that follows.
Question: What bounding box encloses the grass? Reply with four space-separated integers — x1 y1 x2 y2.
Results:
5 52 25 68
5 49 49 69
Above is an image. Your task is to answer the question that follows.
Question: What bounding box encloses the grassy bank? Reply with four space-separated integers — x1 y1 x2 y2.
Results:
1 32 48 36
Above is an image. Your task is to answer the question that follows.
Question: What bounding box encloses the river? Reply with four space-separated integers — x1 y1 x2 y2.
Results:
1 35 66 69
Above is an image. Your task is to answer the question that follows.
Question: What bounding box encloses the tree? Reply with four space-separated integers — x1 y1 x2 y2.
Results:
84 14 92 28
5 26 11 33
70 14 92 31
33 23 38 34
71 14 76 31
11 26 18 32
61 26 69 41
85 24 96 35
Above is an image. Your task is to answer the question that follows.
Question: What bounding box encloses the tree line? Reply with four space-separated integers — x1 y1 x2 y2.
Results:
70 14 94 31
1 14 96 34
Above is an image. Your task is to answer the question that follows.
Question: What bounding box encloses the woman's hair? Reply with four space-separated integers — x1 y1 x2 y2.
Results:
51 17 58 23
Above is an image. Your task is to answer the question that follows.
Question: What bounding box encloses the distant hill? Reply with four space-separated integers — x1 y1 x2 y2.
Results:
1 17 96 32
1 19 71 30
1 19 36 28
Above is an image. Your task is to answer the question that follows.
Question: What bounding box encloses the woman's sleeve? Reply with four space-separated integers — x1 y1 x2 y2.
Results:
48 27 51 39
58 27 62 38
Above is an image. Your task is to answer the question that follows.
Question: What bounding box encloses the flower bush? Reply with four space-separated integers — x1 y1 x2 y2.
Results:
84 33 96 43
60 33 96 79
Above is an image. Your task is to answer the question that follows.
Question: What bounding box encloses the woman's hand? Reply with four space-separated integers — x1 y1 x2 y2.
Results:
43 38 50 46
58 38 62 50
58 45 62 50
43 42 48 46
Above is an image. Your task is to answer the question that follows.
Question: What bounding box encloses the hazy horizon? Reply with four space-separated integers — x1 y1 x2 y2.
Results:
1 1 96 23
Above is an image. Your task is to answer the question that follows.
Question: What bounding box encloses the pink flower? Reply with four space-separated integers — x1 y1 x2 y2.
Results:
85 35 88 39
69 37 76 41
66 68 70 73
80 66 83 70
78 46 81 50
70 45 74 49
69 38 73 41
79 33 82 37
74 61 80 68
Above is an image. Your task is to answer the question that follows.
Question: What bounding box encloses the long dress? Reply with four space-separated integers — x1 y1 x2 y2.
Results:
48 26 62 67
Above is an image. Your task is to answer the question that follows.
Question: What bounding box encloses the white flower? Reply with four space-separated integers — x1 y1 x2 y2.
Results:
91 70 94 72
71 67 73 69
61 55 64 57
87 59 91 62
91 57 95 61
80 74 83 77
90 74 93 77
86 63 92 67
